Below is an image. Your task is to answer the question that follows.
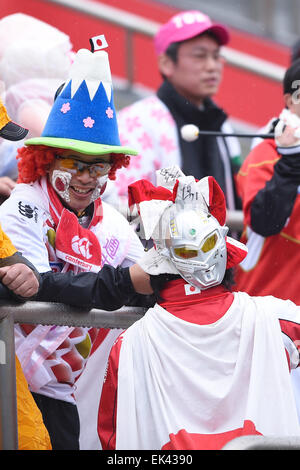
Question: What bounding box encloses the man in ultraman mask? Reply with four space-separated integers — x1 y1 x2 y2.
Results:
157 205 228 290
98 165 300 451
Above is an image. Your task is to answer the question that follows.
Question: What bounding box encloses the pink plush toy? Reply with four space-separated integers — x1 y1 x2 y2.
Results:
0 13 74 138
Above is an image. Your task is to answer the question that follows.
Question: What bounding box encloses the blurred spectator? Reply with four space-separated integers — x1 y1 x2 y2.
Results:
0 13 73 133
0 13 73 200
234 58 300 420
116 10 241 214
235 58 300 301
251 36 300 150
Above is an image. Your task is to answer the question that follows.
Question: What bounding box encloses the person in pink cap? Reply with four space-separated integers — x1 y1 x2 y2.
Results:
116 10 241 219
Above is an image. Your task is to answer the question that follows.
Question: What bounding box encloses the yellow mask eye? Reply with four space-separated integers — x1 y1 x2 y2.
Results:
174 246 198 259
201 234 217 253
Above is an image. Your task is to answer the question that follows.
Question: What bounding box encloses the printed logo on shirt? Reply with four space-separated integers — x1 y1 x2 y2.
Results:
71 235 93 260
18 201 38 222
184 284 201 296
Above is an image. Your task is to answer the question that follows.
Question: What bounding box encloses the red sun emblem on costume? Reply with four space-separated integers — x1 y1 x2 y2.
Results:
162 420 262 450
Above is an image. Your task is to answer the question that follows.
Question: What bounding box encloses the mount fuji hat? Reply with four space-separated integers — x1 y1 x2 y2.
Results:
25 38 138 156
154 10 229 55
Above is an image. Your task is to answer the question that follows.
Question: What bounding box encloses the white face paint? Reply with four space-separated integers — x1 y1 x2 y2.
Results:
51 169 72 202
91 174 109 202
51 167 109 209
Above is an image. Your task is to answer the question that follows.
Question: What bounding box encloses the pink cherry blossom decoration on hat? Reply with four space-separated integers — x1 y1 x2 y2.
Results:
106 107 114 119
83 116 95 128
61 102 71 114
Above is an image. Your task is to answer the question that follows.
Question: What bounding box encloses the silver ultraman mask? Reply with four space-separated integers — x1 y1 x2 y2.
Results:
155 207 228 290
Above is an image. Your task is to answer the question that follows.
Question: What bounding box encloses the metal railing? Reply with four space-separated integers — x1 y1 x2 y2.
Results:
0 301 146 450
1 300 300 451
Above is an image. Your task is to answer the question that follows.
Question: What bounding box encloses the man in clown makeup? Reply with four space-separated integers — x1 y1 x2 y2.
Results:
0 42 152 450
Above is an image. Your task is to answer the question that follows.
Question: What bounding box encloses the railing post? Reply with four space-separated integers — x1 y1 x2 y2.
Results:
0 312 18 450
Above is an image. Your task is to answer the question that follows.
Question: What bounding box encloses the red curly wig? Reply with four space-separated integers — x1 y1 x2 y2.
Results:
16 145 131 184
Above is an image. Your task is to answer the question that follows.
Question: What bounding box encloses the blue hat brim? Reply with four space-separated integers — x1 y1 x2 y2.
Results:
25 136 138 156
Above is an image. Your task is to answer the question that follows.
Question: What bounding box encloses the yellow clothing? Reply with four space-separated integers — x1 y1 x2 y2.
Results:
0 98 10 131
0 224 16 258
16 357 51 450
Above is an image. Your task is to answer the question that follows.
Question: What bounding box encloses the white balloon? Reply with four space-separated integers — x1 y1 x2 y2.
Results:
180 124 199 142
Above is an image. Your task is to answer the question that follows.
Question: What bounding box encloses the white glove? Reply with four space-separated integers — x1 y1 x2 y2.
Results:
138 247 178 276
155 165 185 190
275 108 300 147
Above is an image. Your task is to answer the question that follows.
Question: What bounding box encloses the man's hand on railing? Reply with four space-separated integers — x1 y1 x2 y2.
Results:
0 263 39 299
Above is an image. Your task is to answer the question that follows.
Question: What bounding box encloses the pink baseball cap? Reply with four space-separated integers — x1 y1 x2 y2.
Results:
154 10 230 55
